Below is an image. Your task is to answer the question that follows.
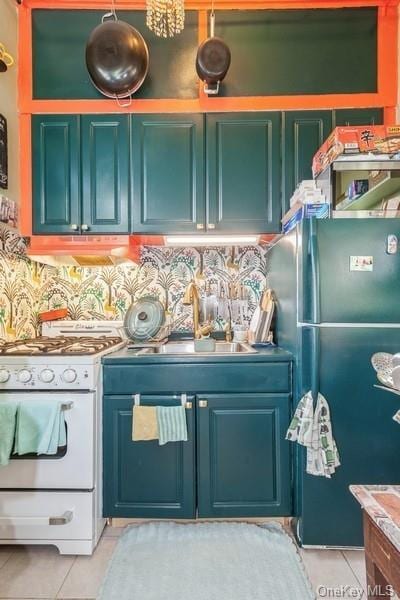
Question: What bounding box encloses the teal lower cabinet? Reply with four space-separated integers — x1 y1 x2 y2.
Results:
197 394 292 518
102 357 293 519
103 395 196 519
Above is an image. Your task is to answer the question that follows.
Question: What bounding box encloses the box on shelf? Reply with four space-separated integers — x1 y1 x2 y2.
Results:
289 180 326 207
368 170 394 188
382 193 400 213
312 125 400 178
348 179 369 201
282 202 330 234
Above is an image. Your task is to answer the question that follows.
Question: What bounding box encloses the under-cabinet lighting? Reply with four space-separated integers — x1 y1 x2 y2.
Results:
165 235 260 247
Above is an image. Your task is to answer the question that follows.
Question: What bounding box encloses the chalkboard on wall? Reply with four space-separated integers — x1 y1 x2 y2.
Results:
0 115 8 190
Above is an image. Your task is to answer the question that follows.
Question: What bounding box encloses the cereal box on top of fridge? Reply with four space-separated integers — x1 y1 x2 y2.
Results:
312 125 400 178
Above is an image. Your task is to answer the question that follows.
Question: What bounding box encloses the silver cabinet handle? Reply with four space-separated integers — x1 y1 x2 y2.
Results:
81 224 90 232
131 394 192 409
199 400 208 408
207 224 216 230
61 401 73 411
197 224 205 230
70 224 79 231
0 510 73 527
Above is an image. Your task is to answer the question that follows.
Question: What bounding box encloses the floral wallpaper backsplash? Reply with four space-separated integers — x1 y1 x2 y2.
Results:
0 225 268 341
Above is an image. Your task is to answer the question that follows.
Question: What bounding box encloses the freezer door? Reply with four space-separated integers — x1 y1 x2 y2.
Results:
299 219 400 324
298 326 400 547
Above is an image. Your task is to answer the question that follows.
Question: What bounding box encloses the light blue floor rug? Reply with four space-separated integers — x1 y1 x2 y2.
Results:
98 521 315 600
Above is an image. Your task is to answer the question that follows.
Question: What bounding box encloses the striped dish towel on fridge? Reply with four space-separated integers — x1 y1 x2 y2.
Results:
156 406 188 446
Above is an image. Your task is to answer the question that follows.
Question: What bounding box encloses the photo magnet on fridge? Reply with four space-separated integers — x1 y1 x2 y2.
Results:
0 115 8 190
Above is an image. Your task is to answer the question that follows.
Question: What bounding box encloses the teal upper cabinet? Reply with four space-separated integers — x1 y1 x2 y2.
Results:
282 111 332 214
131 114 205 234
197 393 292 518
81 116 129 234
334 108 383 127
32 115 80 234
33 115 130 235
103 395 196 519
206 113 281 233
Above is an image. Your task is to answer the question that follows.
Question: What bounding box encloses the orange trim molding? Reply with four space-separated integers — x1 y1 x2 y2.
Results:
23 95 397 115
21 0 400 8
19 114 32 236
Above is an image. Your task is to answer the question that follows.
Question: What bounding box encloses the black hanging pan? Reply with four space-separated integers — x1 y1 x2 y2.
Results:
196 11 231 96
86 11 149 104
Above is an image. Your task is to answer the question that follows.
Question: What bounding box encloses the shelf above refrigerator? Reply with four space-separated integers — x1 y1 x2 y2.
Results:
336 171 400 211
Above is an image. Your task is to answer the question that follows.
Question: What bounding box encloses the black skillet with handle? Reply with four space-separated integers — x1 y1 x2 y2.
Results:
196 11 231 95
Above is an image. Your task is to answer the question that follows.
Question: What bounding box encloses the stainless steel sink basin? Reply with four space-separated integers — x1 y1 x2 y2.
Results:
135 341 257 356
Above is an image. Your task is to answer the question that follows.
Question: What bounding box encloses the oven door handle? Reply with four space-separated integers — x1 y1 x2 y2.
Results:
61 402 74 411
0 510 73 527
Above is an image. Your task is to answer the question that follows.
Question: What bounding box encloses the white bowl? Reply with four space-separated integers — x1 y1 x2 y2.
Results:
391 365 400 390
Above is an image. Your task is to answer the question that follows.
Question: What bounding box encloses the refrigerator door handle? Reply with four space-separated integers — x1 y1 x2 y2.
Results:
309 218 321 325
310 325 320 403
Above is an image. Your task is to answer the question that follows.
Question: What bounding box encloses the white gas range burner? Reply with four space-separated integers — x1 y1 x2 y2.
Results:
0 321 126 391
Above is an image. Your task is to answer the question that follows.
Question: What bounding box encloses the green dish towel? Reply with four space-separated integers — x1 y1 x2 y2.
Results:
156 406 188 446
14 401 67 456
0 402 18 466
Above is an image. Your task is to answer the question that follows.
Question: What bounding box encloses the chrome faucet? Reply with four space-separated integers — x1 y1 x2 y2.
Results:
183 280 213 339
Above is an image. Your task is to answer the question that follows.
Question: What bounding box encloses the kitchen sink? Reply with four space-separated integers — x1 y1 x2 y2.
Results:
135 341 258 356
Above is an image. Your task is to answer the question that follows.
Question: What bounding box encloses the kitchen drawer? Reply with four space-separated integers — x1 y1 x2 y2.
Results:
103 362 291 395
0 491 94 541
371 527 392 578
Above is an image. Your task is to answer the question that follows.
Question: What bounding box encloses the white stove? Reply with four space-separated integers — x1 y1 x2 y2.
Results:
0 321 126 556
0 322 126 390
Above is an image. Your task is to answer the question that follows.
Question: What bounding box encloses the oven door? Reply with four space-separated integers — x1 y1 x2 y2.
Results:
0 392 95 490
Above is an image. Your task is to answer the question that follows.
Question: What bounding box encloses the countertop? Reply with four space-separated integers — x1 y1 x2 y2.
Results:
350 485 400 553
102 345 293 365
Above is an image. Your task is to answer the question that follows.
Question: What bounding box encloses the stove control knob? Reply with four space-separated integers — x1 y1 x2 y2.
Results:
0 369 10 383
39 369 55 383
18 369 32 383
62 368 77 384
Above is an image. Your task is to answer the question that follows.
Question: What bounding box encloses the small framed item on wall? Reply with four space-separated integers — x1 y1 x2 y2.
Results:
0 114 7 189
0 195 17 228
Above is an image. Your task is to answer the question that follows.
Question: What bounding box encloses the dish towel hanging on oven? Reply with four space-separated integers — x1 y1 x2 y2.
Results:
286 391 340 478
0 402 17 466
14 401 67 456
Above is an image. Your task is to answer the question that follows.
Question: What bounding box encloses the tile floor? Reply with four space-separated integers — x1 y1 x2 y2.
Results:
0 525 389 599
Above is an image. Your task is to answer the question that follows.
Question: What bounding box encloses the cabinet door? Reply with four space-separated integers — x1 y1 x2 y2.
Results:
32 115 80 234
103 395 196 519
197 394 292 518
282 111 332 214
334 108 383 127
206 113 281 233
81 115 130 234
131 114 205 233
